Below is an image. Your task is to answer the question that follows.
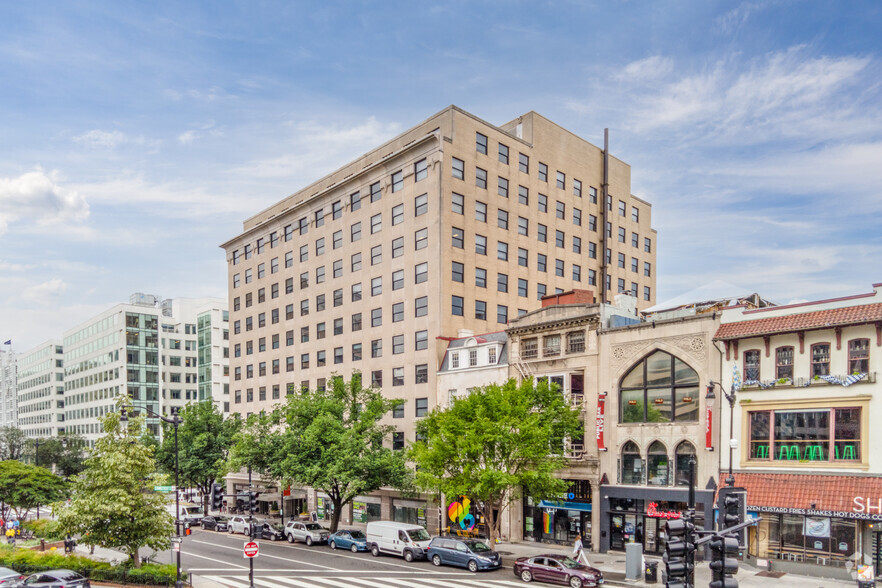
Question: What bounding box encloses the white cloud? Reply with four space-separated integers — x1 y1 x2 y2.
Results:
73 129 128 148
616 55 674 83
178 130 197 144
20 278 68 305
0 169 90 235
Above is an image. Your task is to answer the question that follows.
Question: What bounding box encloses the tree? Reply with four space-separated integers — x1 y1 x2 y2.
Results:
34 434 88 477
55 400 173 567
0 460 67 519
232 376 411 532
229 411 289 514
409 377 583 545
0 426 26 461
155 402 240 515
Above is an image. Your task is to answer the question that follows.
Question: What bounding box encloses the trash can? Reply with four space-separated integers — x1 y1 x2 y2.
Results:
645 560 658 584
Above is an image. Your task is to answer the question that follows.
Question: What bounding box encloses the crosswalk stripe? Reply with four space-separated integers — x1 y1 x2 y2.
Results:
203 576 252 588
255 578 324 588
202 574 531 588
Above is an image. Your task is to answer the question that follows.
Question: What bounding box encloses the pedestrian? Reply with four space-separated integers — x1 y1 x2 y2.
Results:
572 533 590 565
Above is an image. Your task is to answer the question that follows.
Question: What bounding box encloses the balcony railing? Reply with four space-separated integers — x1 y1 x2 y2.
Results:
564 441 585 460
521 348 538 360
543 348 560 357
740 372 876 390
567 342 585 353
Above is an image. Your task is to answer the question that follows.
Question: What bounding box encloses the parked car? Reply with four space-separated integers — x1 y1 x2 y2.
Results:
366 521 432 561
513 555 604 588
0 567 24 586
329 529 368 552
228 516 252 535
284 521 329 545
200 516 231 532
8 570 90 588
256 521 284 541
427 537 501 572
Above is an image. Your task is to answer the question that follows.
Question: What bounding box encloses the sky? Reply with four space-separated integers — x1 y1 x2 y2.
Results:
1 0 881 351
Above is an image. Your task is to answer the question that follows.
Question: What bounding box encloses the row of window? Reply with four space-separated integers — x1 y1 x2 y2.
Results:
744 339 870 382
748 407 861 462
620 440 697 486
233 368 432 403
230 158 431 266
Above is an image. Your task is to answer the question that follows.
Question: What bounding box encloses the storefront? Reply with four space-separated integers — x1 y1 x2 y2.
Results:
735 473 882 579
523 480 593 546
393 498 428 526
352 496 383 523
598 485 714 554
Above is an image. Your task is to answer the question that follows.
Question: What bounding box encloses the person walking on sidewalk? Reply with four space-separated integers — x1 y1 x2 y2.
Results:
572 533 590 566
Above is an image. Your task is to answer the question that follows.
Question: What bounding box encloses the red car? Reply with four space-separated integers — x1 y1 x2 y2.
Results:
513 554 604 588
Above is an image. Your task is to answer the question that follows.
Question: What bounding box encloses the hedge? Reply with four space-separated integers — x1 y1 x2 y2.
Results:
0 546 185 586
21 520 65 542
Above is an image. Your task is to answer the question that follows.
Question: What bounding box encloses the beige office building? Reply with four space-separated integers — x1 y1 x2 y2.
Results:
221 105 657 447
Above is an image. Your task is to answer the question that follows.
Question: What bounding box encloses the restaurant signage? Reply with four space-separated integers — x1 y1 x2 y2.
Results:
596 391 607 451
646 502 681 519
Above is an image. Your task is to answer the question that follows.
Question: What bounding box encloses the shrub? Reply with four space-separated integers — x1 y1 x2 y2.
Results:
0 546 182 585
21 520 65 542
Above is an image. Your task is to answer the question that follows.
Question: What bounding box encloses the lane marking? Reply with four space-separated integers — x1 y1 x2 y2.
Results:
190 540 340 570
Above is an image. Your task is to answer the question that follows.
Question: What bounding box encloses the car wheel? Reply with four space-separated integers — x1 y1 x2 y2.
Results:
432 554 442 567
306 536 313 546
520 569 533 582
468 559 479 573
371 545 380 557
229 527 234 534
330 540 337 550
404 550 414 562
286 533 295 543
351 544 359 553
568 576 583 588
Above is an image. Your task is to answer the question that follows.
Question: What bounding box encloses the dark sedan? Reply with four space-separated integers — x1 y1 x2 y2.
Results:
256 521 285 541
200 516 231 532
10 570 90 588
513 555 604 588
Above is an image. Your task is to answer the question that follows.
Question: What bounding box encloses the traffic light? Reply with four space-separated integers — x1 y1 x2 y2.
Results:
211 483 224 510
184 522 192 536
717 488 747 547
709 535 740 588
663 518 694 588
248 491 258 512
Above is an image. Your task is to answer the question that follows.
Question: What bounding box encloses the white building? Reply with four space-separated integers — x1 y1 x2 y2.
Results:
0 347 16 428
63 294 229 446
16 340 65 437
437 329 509 409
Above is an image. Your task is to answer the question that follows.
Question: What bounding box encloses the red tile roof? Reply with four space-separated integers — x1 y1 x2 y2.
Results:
715 303 882 340
732 473 882 513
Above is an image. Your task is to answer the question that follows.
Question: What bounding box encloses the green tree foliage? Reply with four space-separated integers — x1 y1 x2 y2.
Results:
155 402 240 515
0 427 26 461
55 401 173 568
33 434 88 477
0 460 67 519
409 378 582 545
230 376 411 532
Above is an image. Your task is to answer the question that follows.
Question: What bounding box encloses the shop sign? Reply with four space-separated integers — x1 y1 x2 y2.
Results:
705 402 713 451
749 504 882 521
596 391 607 452
646 502 681 520
804 517 831 538
317 497 324 518
354 501 366 523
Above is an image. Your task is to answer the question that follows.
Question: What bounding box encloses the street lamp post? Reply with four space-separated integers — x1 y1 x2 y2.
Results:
33 439 41 520
706 380 736 487
121 406 184 588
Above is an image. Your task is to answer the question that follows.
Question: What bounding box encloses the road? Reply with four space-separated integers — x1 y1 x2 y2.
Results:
158 527 529 588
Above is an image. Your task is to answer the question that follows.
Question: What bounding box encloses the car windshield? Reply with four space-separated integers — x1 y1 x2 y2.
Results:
269 524 283 531
407 528 431 542
217 517 230 522
465 540 492 553
305 523 323 530
560 557 583 569
350 530 366 539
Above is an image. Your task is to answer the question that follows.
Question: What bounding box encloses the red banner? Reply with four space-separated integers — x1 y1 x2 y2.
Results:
706 402 714 451
596 391 607 451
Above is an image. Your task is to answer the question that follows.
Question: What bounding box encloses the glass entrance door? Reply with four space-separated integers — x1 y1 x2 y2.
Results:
610 515 625 550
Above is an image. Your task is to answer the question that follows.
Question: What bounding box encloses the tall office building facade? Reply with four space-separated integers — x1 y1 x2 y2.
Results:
16 340 65 437
0 348 16 428
222 106 657 444
63 294 229 446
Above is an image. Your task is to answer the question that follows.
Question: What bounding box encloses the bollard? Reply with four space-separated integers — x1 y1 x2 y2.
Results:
40 539 46 551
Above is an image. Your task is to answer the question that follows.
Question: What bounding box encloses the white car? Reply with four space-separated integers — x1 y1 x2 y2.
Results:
284 521 330 546
228 516 252 536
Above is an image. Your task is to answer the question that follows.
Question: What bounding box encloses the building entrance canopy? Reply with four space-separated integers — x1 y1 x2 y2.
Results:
734 473 882 521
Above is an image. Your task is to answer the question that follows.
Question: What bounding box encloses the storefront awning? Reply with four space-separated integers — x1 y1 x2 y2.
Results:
540 500 592 512
257 493 281 502
732 473 882 520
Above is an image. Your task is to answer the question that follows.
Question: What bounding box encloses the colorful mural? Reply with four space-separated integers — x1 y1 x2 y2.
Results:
447 496 476 531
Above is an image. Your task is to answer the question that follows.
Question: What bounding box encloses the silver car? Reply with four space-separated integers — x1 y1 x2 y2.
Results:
228 516 252 536
284 521 329 546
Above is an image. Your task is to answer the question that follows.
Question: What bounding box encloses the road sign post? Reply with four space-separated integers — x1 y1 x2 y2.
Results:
243 541 259 558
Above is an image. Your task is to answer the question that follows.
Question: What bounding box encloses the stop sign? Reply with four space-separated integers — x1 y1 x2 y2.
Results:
243 541 259 558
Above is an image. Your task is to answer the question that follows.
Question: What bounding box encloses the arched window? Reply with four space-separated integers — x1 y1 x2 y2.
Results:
621 441 643 485
675 441 696 486
620 350 699 423
647 441 669 486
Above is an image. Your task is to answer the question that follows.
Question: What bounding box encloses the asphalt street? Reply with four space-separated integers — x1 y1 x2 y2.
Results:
157 527 526 588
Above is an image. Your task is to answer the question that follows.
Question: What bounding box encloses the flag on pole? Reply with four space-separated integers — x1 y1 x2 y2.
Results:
2 340 10 345
732 363 741 393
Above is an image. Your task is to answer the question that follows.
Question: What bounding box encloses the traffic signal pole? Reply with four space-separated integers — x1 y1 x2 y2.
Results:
248 464 254 588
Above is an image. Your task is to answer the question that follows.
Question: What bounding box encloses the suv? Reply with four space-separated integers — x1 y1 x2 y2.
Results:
228 516 252 536
284 521 329 546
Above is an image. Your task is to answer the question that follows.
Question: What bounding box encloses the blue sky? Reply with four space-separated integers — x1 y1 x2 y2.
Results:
2 0 881 351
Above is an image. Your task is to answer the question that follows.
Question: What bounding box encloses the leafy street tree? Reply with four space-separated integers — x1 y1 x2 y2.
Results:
155 401 241 515
34 434 88 477
0 460 67 519
0 426 26 461
410 377 583 545
231 376 412 532
55 401 173 568
229 410 290 513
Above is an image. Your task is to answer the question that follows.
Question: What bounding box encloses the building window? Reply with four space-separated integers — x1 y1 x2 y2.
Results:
452 193 464 214
497 273 508 293
497 241 508 261
632 206 640 222
519 152 529 173
452 158 464 180
537 223 547 243
415 366 428 385
588 270 596 286
776 346 794 380
645 237 652 253
488 347 497 364
415 297 428 317
518 248 528 267
497 304 508 324
748 408 861 462
556 201 565 220
555 259 564 277
351 282 362 302
620 441 643 484
811 343 831 377
371 339 382 358
452 261 464 283
393 334 404 354
469 349 478 366
644 286 651 301
647 441 669 486
391 170 403 192
573 264 581 282
351 222 362 242
351 252 362 272
521 338 538 359
350 191 361 211
475 300 486 320
352 313 362 331
415 227 428 250
392 401 404 418
618 227 626 243
415 193 428 216
392 303 405 323
371 308 382 327
567 331 585 353
518 278 528 297
452 296 464 316
556 171 565 190
498 209 508 229
475 200 487 222
518 185 528 205
392 269 404 290
452 227 464 248
573 179 582 197
451 353 460 369
743 350 761 381
371 213 382 234
849 339 870 373
371 245 382 265
476 132 488 154
538 193 547 213
644 262 651 277
555 230 565 248
674 442 696 486
334 317 343 335
518 216 528 236
392 237 404 258
543 335 561 357
498 142 509 163
352 343 362 361
372 370 382 388
476 167 487 189
537 283 546 299
475 267 487 288
498 177 509 198
537 254 547 272
415 158 428 181
392 204 404 225
333 259 342 278
538 162 548 182
393 367 404 386
415 262 428 283
620 351 699 423
334 347 343 364
415 330 428 350
393 432 405 451
475 234 487 255
315 209 325 227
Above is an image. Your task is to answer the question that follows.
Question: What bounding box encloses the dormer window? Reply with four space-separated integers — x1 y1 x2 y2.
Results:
469 349 478 367
488 347 497 364
451 353 460 369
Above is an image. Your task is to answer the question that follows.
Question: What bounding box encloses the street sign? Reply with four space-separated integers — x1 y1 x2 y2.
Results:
172 542 180 553
170 536 183 543
154 485 175 493
244 541 259 558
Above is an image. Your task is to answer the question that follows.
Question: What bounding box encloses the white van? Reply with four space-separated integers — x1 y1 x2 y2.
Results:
366 521 432 561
